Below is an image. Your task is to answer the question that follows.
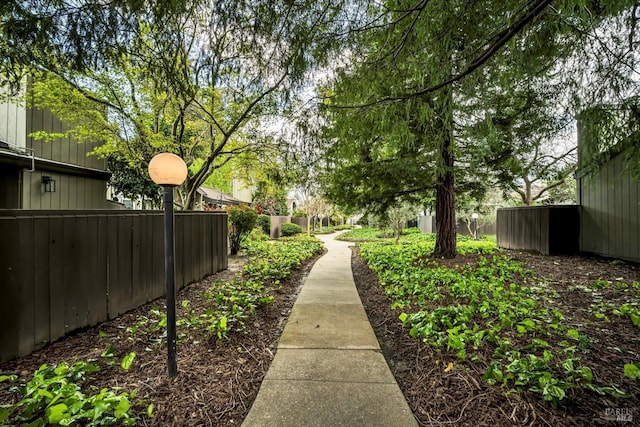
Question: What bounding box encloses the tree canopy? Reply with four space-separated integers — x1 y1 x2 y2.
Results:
9 0 353 209
317 0 637 257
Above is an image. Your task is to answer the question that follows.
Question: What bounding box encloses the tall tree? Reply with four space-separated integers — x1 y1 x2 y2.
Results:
321 0 635 257
21 0 349 209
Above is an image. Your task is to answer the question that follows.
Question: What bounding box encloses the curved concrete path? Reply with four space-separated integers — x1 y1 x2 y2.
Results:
242 233 417 427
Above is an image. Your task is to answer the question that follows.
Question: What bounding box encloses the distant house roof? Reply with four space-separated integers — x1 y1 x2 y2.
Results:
198 187 244 206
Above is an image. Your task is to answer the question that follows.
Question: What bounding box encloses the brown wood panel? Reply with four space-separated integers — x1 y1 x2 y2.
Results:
74 216 92 328
62 216 79 332
106 215 119 319
541 209 549 255
87 215 108 326
117 215 134 315
137 215 152 304
17 218 36 357
620 170 630 258
174 214 185 289
607 159 617 256
152 214 165 298
48 217 66 342
202 215 212 276
630 174 640 261
185 214 196 283
130 216 143 308
601 163 610 255
222 215 228 269
211 215 220 272
33 217 51 350
1 211 228 361
0 217 21 361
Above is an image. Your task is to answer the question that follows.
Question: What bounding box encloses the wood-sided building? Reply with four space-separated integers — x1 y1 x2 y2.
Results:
0 84 110 209
577 142 640 263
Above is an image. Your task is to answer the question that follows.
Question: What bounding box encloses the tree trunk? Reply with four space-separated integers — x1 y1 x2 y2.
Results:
433 89 457 259
433 145 457 258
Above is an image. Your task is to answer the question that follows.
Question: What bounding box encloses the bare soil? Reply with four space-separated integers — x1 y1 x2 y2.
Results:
352 248 640 426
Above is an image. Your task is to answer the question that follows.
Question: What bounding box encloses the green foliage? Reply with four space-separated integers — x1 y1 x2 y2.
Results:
0 362 136 426
257 215 271 236
227 205 258 255
9 0 352 209
360 240 631 405
313 226 336 234
245 228 269 243
337 228 495 254
280 223 303 237
624 363 640 380
179 232 323 340
107 155 161 206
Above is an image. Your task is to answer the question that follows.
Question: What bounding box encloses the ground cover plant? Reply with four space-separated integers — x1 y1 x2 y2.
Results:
351 233 640 425
0 232 324 426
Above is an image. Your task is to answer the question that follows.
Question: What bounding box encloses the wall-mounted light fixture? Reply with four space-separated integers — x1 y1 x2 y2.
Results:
42 176 56 193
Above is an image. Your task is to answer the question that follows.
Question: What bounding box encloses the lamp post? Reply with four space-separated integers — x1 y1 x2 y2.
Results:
148 153 188 378
471 213 479 240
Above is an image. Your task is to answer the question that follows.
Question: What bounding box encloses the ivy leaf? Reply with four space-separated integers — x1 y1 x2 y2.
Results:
121 352 136 371
566 329 580 340
114 398 131 418
101 344 115 358
630 313 640 328
46 403 69 424
624 363 640 379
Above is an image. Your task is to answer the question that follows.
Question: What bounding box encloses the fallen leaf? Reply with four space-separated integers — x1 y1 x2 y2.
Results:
444 362 454 372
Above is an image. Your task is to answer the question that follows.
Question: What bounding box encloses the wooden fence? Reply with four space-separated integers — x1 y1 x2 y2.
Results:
0 210 228 362
269 216 308 239
496 206 579 255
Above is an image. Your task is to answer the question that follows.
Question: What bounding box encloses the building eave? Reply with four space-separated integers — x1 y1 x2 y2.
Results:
0 150 111 180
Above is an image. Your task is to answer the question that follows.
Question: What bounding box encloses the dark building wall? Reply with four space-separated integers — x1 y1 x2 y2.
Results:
578 151 640 262
496 206 579 255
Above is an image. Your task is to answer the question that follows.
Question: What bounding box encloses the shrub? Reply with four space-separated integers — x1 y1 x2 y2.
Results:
281 222 303 237
244 228 269 245
227 204 258 255
313 226 335 234
334 224 353 231
257 214 271 235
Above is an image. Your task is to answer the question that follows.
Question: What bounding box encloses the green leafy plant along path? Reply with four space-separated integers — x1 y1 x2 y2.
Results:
350 230 639 425
0 232 323 426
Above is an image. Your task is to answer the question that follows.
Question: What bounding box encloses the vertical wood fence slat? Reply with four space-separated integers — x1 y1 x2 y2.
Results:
33 217 51 351
48 217 66 343
0 218 21 360
0 210 227 362
17 218 35 357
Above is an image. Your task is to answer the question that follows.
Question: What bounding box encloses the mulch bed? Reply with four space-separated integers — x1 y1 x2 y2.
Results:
352 247 640 426
0 251 324 426
3 247 639 426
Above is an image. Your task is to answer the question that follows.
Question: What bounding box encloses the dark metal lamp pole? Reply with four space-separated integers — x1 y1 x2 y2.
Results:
148 153 188 379
162 185 178 377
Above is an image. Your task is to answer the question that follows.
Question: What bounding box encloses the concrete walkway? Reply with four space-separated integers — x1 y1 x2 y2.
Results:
242 233 417 427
